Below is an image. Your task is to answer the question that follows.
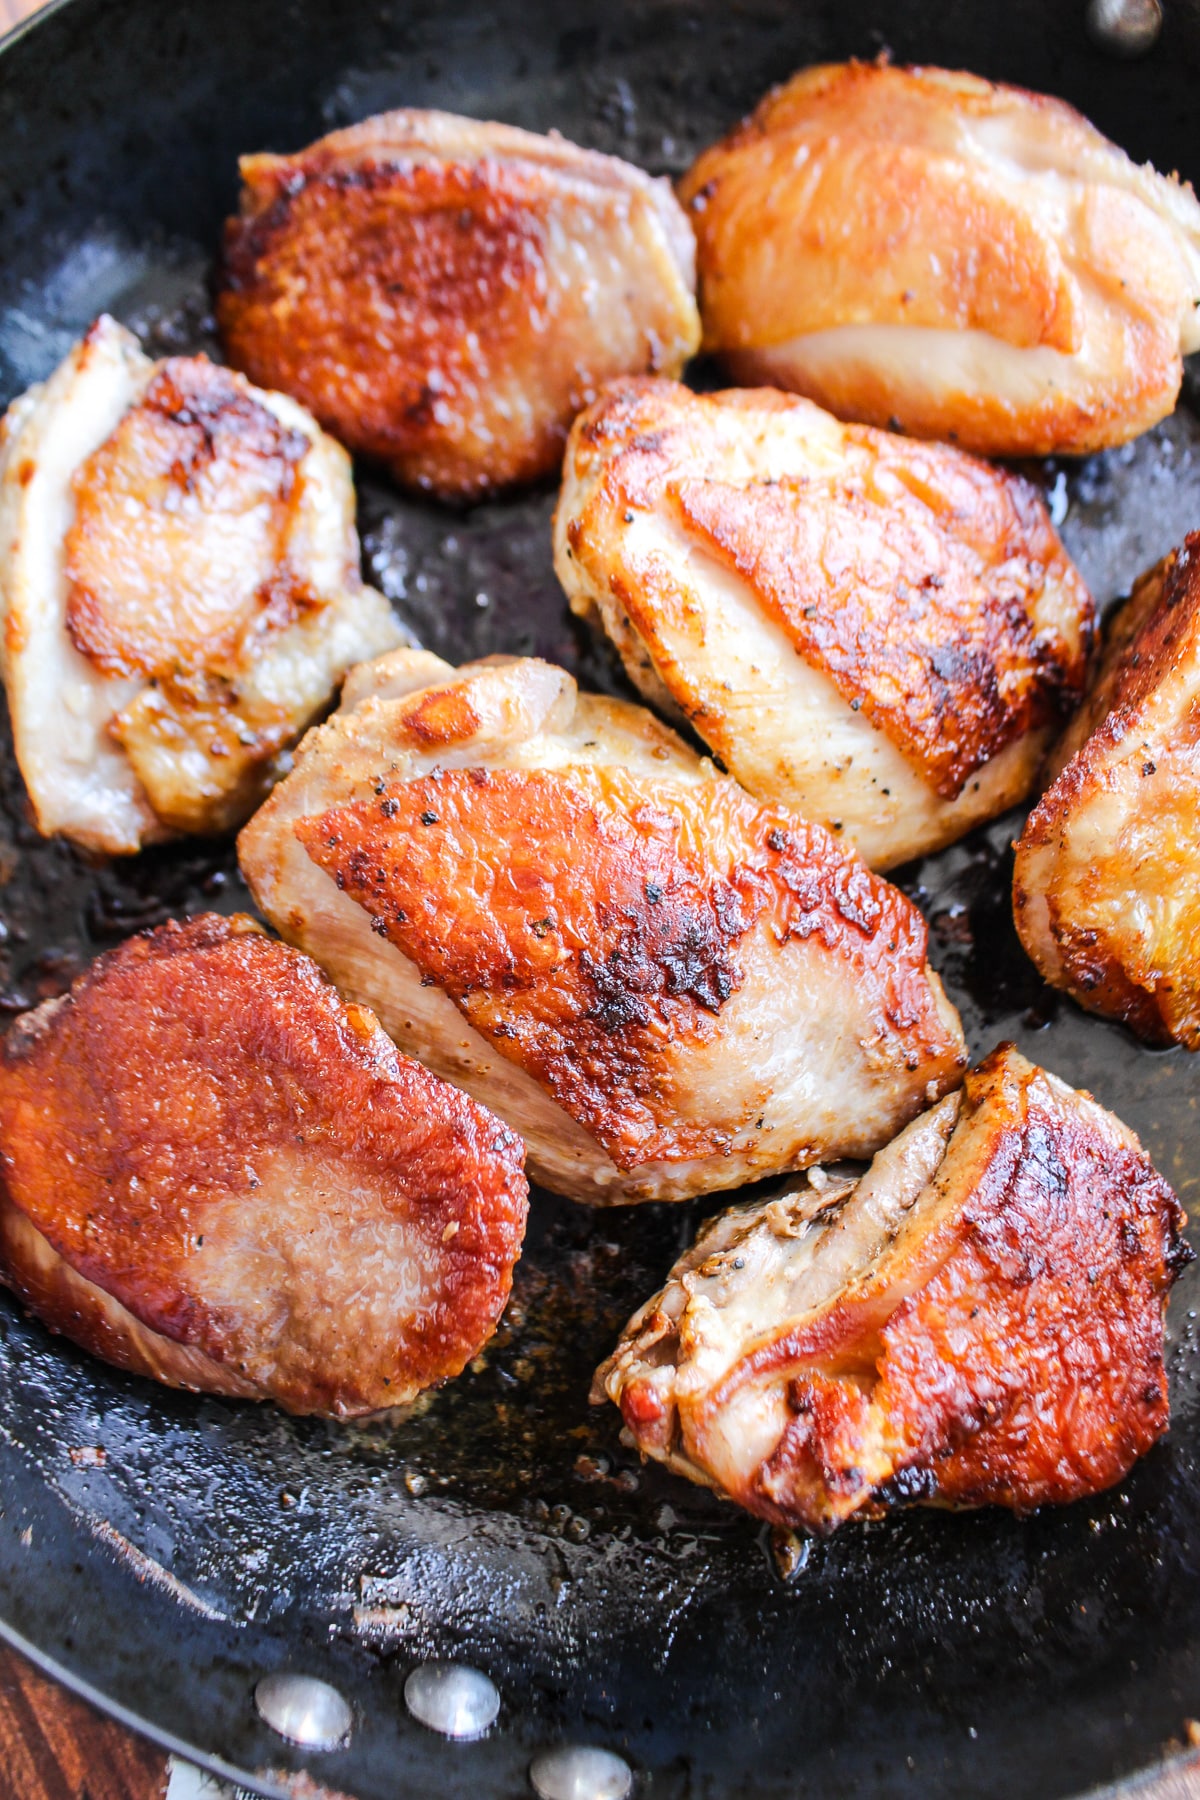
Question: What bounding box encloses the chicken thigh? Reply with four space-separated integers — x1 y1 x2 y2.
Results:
0 913 528 1418
219 110 700 500
1014 535 1200 1046
596 1043 1189 1533
238 650 965 1204
556 378 1094 869
0 315 402 854
679 62 1200 457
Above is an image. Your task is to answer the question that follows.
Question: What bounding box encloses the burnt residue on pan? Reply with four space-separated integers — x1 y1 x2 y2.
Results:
1 1 1200 1795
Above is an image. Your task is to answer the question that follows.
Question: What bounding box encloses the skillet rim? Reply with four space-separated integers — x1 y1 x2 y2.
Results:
0 0 1198 1795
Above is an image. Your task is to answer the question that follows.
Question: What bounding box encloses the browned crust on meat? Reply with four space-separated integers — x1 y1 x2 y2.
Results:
218 115 699 500
680 63 1095 357
1048 545 1195 776
612 1044 1190 1532
0 1196 263 1400
296 764 960 1170
676 61 1195 457
222 160 555 496
564 378 1093 797
65 357 312 678
1014 535 1200 1047
0 913 528 1416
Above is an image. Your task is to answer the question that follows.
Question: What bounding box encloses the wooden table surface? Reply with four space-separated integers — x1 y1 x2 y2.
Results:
1 0 1200 1796
0 1648 167 1800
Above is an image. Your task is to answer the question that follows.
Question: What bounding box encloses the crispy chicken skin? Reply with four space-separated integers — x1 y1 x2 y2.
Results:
595 1044 1190 1534
218 110 701 501
0 315 402 854
678 62 1200 457
238 650 965 1204
0 913 528 1417
1014 536 1200 1046
556 379 1094 869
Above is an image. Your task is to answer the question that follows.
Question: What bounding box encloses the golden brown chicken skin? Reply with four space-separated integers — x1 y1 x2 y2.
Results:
0 316 401 853
239 649 965 1204
596 1044 1190 1535
679 62 1200 457
0 913 528 1418
299 766 957 1173
218 110 700 500
66 354 312 677
557 378 1094 869
1014 536 1200 1046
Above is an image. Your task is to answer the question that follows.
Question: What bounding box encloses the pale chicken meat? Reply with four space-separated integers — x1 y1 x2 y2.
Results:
238 650 965 1204
0 913 529 1418
218 110 701 500
679 62 1200 457
556 379 1094 870
0 314 402 854
1014 535 1200 1046
596 1044 1189 1534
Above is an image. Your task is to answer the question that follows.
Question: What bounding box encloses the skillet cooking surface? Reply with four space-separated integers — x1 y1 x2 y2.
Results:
2 1 1200 1795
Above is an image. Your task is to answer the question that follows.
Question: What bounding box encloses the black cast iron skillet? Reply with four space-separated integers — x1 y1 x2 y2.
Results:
1 1 1200 1795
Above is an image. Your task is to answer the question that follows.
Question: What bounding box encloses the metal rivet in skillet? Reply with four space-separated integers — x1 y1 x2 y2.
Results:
403 1661 500 1739
254 1672 352 1749
529 1745 633 1800
1085 0 1163 56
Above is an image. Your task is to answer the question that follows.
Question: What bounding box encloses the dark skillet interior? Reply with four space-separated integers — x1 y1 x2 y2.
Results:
1 1 1200 1796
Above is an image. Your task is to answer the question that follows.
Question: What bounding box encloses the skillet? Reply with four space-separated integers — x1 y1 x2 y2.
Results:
2 0 1200 1794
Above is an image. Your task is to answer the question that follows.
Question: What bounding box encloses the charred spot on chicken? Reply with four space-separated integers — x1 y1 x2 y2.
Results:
239 649 965 1205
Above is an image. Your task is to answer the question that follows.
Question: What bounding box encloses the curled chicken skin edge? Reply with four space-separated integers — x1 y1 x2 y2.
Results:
595 1043 1189 1532
1014 534 1200 1047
